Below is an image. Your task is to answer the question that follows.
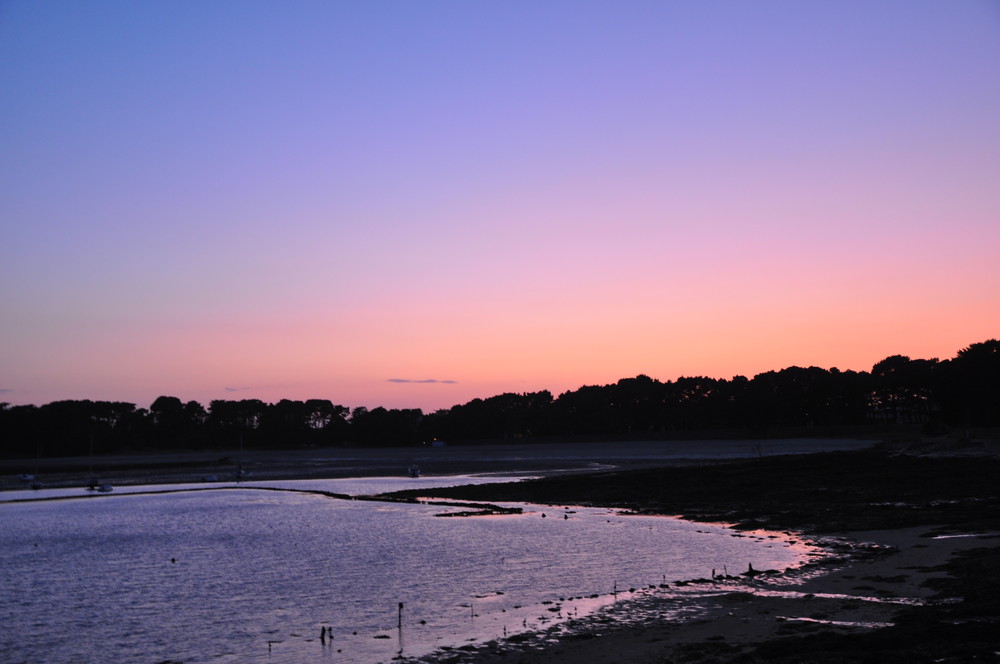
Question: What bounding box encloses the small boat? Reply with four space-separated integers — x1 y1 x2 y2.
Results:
86 477 112 492
407 465 421 478
18 474 42 490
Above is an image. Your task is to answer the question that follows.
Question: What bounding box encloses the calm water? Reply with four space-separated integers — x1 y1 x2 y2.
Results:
0 477 811 664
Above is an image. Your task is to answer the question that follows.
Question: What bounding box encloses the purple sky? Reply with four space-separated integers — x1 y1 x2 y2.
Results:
2 1 998 411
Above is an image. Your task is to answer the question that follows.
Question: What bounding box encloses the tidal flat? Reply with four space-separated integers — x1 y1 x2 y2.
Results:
3 437 998 663
396 439 1000 663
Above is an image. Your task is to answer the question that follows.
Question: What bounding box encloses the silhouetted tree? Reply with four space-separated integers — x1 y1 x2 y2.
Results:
869 355 939 425
4 339 998 459
551 384 617 435
90 401 141 453
349 407 423 446
669 376 723 430
146 396 210 449
608 376 664 433
940 340 1000 430
305 399 351 445
255 399 348 448
821 368 872 427
208 399 266 447
34 400 98 457
745 367 861 430
435 391 553 441
0 403 41 458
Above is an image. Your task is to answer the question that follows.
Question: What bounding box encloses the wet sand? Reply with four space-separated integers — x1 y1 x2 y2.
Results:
394 440 1000 663
402 527 996 664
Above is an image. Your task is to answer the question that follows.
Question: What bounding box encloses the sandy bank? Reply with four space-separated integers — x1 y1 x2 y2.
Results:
0 438 875 491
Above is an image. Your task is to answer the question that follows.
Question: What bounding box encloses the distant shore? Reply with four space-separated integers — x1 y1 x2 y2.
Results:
0 437 875 492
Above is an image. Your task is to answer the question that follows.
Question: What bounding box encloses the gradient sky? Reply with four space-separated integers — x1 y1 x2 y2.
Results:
2 1 998 412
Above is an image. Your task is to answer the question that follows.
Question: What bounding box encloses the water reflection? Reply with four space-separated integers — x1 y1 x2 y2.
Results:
0 473 524 503
0 479 812 664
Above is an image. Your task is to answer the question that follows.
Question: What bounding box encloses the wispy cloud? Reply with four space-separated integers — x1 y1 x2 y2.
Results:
387 378 458 384
0 388 13 394
224 386 253 392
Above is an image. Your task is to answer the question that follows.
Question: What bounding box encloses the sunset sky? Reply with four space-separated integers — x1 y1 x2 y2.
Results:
2 1 998 412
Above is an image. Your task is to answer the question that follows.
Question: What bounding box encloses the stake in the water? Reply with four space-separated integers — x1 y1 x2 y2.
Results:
397 602 404 655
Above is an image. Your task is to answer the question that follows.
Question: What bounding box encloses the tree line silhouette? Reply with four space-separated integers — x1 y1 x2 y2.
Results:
2 340 997 459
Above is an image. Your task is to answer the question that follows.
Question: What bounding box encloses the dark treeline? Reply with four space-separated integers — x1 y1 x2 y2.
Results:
2 340 997 459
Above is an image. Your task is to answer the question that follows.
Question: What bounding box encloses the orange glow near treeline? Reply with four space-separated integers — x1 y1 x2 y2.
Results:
1 2 998 412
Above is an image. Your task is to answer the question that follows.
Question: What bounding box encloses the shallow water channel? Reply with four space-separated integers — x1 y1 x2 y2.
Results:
0 476 812 664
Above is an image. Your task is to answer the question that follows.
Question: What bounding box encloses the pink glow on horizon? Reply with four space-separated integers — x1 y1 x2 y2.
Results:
1 2 998 412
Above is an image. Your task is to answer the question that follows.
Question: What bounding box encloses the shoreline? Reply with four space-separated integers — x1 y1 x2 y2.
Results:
0 438 876 492
4 439 998 662
392 442 1000 663
402 526 996 664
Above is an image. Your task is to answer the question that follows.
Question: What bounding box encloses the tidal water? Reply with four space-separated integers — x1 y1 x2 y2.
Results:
0 476 811 664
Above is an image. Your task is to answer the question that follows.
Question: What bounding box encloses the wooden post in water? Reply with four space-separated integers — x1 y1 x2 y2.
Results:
398 602 404 655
